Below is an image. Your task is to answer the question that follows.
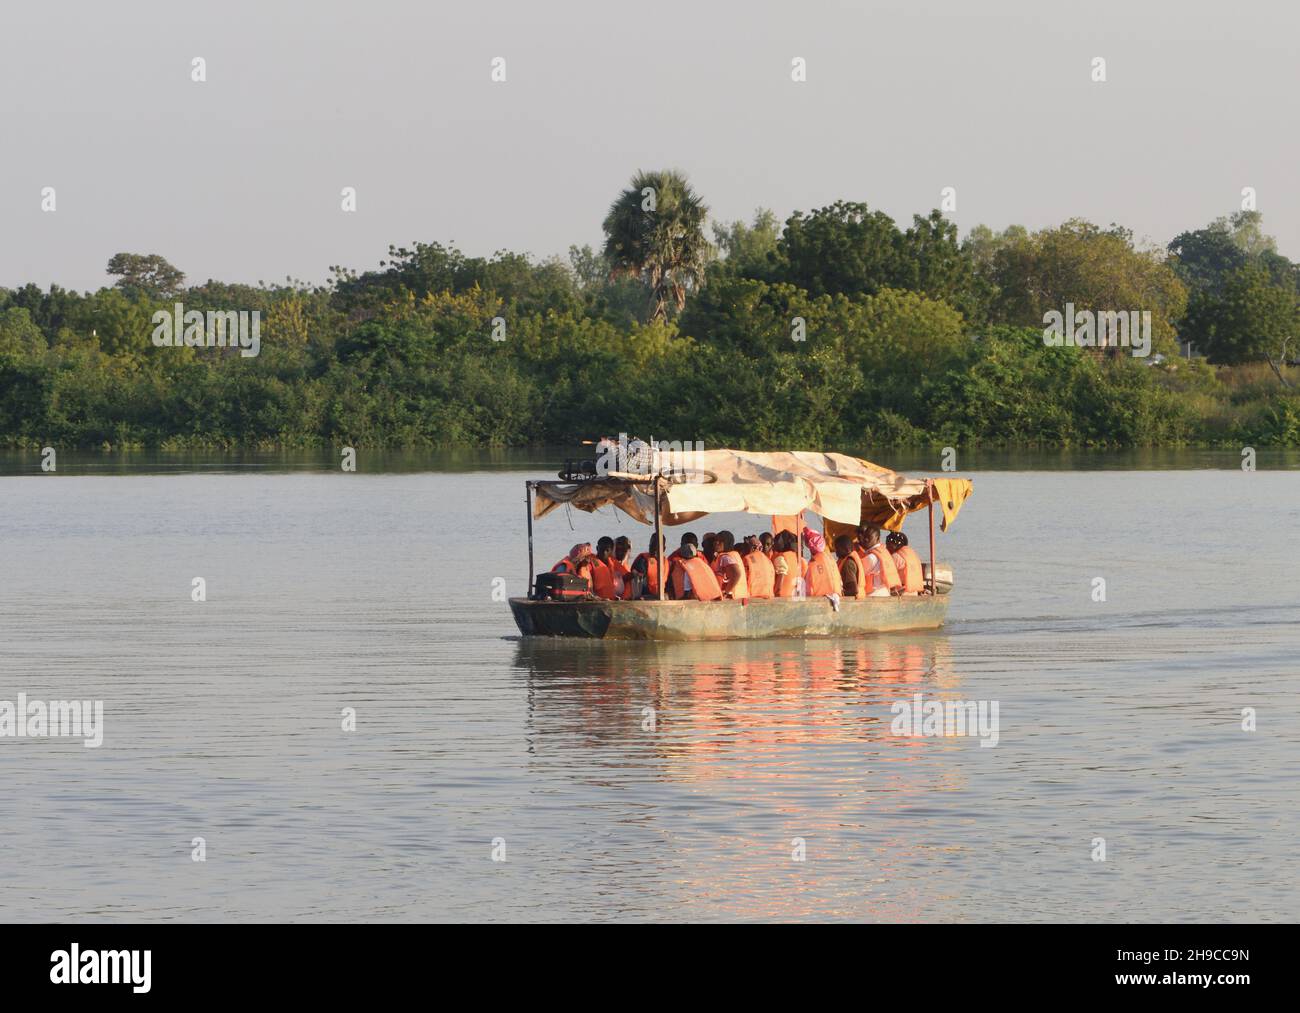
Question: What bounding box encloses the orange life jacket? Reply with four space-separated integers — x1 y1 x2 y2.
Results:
837 552 866 599
632 552 660 598
866 544 902 592
589 557 619 600
713 550 749 599
892 545 924 594
774 549 802 597
805 550 843 597
669 556 723 601
552 557 590 580
609 557 632 598
743 551 775 599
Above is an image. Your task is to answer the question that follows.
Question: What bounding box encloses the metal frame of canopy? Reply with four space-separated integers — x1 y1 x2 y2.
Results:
525 472 947 602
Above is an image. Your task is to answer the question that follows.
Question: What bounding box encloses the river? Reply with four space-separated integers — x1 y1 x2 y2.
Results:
0 449 1296 921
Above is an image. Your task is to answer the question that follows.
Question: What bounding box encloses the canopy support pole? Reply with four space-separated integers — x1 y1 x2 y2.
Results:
525 481 535 598
926 479 936 595
654 477 665 601
798 521 804 599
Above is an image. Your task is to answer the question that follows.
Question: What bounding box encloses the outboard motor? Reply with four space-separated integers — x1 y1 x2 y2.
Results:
922 563 954 595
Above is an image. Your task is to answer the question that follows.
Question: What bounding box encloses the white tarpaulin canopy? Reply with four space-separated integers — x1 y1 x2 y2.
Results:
531 449 971 529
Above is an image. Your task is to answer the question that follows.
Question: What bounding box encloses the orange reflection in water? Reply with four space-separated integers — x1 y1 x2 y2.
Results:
513 635 974 921
515 635 962 772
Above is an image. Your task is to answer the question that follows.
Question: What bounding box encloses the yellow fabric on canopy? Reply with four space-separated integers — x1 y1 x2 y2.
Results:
531 449 972 531
931 477 973 532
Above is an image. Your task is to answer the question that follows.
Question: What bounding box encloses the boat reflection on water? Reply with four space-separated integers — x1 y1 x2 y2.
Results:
509 634 984 921
513 634 961 747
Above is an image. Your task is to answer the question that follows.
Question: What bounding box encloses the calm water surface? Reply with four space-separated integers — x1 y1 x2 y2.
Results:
1 451 1296 921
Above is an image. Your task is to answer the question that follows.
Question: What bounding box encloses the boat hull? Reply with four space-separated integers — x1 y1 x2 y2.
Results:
509 594 948 641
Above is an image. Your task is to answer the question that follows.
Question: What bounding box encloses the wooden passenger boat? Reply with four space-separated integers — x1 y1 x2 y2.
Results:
511 446 972 641
510 593 948 641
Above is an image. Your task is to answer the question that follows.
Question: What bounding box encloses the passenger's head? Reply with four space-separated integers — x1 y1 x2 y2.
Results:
680 532 698 549
803 528 826 555
715 530 735 552
701 532 717 559
759 532 773 551
648 533 660 554
744 534 762 555
569 542 593 561
773 530 796 553
885 531 907 552
834 534 855 558
679 543 698 560
614 535 631 560
596 536 614 559
858 525 881 550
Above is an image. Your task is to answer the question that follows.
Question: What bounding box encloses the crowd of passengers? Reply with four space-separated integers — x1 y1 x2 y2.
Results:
552 524 926 601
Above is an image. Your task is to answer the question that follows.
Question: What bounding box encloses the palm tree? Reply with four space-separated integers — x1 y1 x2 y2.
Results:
602 169 712 321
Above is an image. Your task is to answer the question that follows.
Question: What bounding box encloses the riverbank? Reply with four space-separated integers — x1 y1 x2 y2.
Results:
3 445 1298 477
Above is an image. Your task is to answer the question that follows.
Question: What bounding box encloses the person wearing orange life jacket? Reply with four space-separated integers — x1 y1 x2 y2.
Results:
802 527 842 598
630 533 662 599
668 531 699 563
852 536 873 596
610 535 634 598
701 532 718 568
834 534 867 599
771 529 803 598
668 543 723 601
759 531 775 561
740 537 775 599
857 526 902 596
552 542 595 595
586 536 623 600
886 531 925 595
710 530 749 599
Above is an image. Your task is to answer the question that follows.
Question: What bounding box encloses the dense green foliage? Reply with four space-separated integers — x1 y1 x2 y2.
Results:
2 176 1297 449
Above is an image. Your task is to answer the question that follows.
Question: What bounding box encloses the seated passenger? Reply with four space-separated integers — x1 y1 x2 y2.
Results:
589 536 620 599
552 543 595 593
701 532 718 566
771 530 804 598
857 526 902 596
668 543 723 601
611 535 633 597
741 537 775 599
886 531 925 595
631 534 662 599
834 534 866 599
711 530 749 599
668 532 699 562
802 527 842 598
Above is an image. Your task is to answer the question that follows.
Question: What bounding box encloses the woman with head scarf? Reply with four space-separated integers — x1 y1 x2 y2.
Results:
552 542 594 581
802 526 842 598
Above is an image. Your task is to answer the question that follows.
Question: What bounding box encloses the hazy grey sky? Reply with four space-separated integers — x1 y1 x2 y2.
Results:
3 0 1296 292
